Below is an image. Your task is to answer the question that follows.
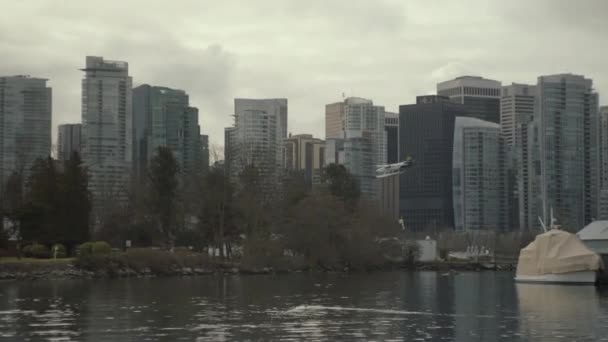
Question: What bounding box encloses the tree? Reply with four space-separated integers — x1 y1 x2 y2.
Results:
321 163 360 207
59 152 91 251
196 164 235 258
3 171 24 237
234 164 269 238
147 147 180 248
19 157 59 244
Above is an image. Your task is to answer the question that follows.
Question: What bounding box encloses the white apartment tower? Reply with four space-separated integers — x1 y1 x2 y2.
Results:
81 56 133 207
231 98 288 198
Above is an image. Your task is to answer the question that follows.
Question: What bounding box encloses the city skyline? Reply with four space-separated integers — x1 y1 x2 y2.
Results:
2 1 607 147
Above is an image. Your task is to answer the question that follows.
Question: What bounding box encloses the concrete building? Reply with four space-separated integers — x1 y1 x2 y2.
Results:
230 98 288 198
57 124 82 161
437 76 502 124
338 97 386 199
385 112 399 164
81 56 132 207
0 75 52 192
133 85 202 181
325 101 345 139
324 138 344 165
399 95 466 231
600 107 608 220
501 83 537 231
536 74 599 231
284 134 325 188
453 117 506 231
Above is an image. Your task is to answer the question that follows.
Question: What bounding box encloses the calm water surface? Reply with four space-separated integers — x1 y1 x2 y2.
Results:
1 271 608 341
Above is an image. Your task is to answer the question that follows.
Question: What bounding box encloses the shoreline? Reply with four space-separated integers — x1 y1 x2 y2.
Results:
0 258 516 281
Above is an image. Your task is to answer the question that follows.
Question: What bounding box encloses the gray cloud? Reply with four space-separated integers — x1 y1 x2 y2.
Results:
1 0 607 147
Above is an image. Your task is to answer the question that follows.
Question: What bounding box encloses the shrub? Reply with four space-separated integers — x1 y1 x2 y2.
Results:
91 241 111 255
122 248 177 275
77 242 94 256
241 238 284 271
30 243 50 259
78 241 111 256
51 244 67 258
22 245 33 257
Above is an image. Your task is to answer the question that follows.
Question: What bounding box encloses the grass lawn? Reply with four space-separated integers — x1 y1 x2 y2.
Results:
0 257 75 264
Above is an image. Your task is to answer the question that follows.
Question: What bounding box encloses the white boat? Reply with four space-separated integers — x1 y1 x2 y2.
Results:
514 270 597 285
514 211 602 285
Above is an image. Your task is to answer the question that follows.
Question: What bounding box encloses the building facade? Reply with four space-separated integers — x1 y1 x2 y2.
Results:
536 74 599 231
325 101 345 139
57 124 82 161
0 75 52 193
337 97 386 199
81 56 133 207
133 85 202 181
453 117 505 231
284 134 325 188
437 76 502 124
399 95 466 231
501 83 537 231
385 112 399 163
229 98 288 198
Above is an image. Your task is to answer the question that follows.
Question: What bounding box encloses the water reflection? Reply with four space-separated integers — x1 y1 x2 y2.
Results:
0 272 607 341
517 284 606 341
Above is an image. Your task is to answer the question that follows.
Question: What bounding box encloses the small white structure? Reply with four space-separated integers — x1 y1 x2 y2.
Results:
416 236 437 262
578 221 608 255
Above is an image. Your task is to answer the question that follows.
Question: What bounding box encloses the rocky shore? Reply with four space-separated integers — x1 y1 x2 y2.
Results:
0 258 516 281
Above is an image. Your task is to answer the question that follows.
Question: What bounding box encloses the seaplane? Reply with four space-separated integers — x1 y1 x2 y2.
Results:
375 157 415 178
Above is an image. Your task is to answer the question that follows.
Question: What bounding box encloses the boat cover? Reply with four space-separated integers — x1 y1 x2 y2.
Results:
516 229 602 276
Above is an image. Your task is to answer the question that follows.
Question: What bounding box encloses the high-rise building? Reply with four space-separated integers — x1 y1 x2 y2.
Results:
200 134 209 173
329 97 386 199
57 124 82 161
81 56 132 206
133 85 202 181
385 112 399 163
229 98 288 198
0 75 52 192
284 134 325 188
600 106 608 190
399 95 466 231
453 117 506 231
536 74 599 231
501 83 537 230
325 101 345 139
599 107 608 220
437 76 502 124
324 138 344 165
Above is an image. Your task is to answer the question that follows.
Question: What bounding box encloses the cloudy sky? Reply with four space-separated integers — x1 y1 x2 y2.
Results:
2 0 607 148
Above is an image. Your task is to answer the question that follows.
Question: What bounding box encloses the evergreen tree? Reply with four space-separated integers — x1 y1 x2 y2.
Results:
147 147 180 248
20 157 59 244
322 163 360 206
60 152 91 250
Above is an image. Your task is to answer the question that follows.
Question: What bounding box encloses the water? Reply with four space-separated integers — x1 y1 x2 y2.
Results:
1 271 608 341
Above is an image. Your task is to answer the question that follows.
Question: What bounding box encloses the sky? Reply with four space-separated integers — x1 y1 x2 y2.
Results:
2 0 608 149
